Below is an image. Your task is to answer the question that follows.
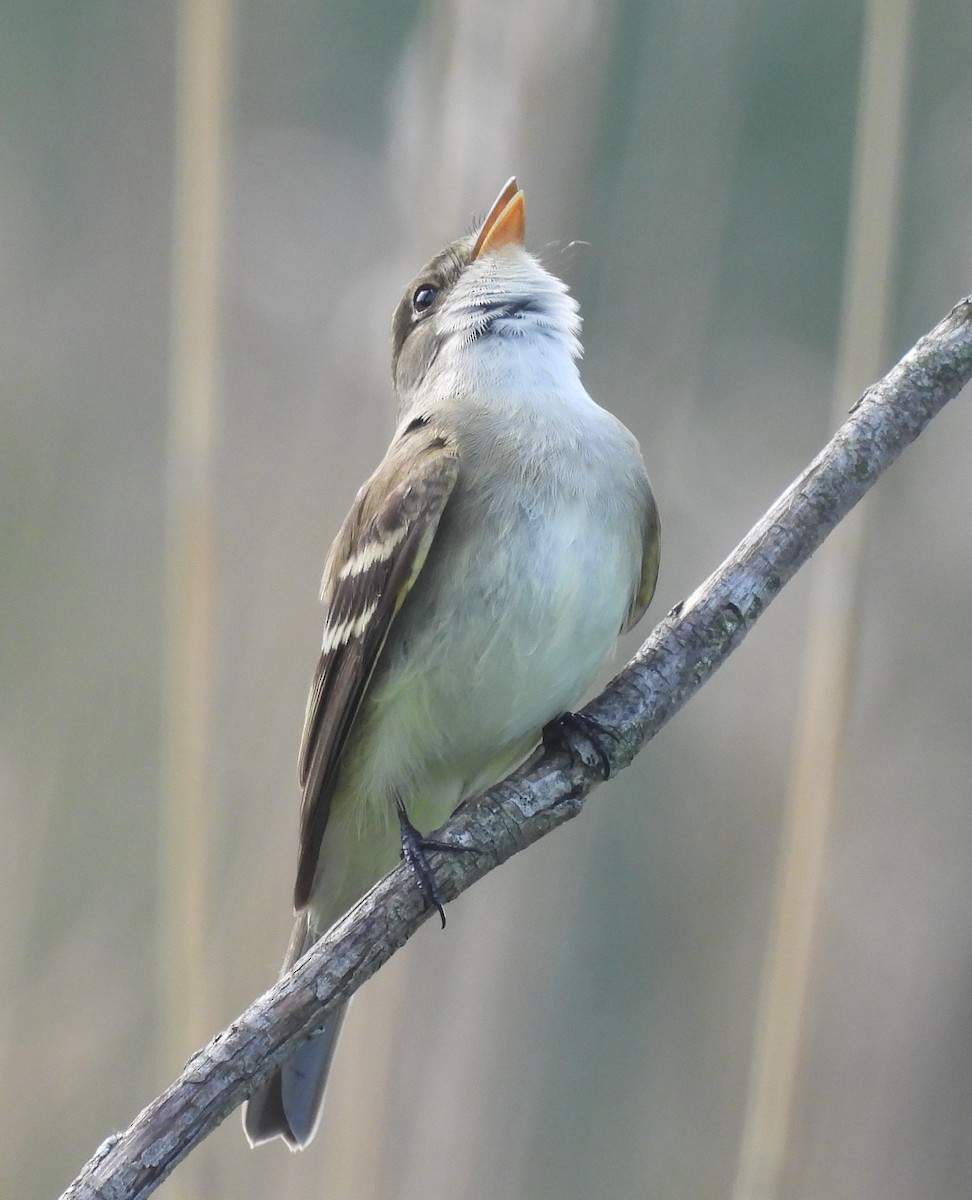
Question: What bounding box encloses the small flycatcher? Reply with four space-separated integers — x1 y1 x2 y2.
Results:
244 179 660 1149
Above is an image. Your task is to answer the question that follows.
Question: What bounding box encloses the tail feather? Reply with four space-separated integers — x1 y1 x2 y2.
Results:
243 1006 347 1149
243 911 348 1150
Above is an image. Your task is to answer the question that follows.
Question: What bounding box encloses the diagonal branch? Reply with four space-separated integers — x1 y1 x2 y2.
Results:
61 298 972 1200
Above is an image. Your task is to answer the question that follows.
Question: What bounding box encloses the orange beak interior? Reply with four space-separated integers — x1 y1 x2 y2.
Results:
471 177 526 260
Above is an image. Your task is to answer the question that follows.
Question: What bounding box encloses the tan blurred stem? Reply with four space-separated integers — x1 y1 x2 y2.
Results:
732 3 912 1197
160 0 233 1101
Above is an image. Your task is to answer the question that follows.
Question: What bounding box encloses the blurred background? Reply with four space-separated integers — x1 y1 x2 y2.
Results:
4 1 972 1197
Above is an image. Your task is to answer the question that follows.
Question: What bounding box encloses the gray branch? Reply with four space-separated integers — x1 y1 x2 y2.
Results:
61 298 972 1200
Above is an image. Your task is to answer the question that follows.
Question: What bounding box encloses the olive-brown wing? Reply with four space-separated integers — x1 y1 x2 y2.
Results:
293 431 459 909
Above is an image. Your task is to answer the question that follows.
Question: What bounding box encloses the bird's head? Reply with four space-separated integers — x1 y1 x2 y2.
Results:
390 178 582 398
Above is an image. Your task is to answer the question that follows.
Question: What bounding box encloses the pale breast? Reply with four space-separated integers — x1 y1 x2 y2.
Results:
364 410 645 787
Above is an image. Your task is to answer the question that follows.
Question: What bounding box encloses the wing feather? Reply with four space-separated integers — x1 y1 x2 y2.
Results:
293 429 459 909
624 486 661 633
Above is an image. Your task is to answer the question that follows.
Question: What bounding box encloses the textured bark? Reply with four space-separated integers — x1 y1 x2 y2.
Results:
60 298 972 1200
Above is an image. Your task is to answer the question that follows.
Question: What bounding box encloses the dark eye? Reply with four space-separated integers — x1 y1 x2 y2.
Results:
412 284 437 312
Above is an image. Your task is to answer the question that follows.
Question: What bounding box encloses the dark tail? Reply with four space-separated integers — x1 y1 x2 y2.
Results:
243 912 348 1150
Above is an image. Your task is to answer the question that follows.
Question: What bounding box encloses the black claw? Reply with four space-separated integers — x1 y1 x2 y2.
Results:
543 711 618 779
396 799 451 927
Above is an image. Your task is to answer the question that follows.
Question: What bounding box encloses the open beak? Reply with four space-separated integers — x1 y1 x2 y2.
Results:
471 177 526 260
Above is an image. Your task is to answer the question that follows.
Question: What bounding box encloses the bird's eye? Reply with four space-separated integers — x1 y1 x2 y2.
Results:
412 284 437 312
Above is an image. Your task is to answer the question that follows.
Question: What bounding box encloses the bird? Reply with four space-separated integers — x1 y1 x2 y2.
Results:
243 177 660 1149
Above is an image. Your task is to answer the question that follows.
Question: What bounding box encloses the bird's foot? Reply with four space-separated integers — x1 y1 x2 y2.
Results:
395 799 466 929
542 710 619 779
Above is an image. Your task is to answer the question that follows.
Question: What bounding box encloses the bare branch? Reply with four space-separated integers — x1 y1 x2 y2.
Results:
61 298 972 1200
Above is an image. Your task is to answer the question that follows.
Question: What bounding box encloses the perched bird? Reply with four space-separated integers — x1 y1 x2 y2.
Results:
243 178 660 1149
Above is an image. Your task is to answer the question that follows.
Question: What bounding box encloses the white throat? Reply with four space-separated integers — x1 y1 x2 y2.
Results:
438 248 583 361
